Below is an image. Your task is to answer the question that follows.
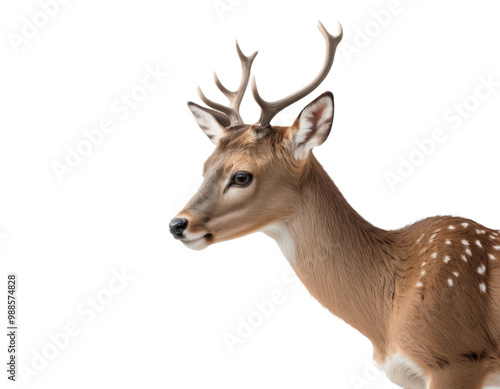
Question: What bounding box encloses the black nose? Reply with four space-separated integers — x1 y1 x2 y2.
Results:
169 218 188 238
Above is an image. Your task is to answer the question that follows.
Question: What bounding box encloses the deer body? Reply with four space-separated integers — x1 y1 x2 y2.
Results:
264 152 500 388
170 22 500 388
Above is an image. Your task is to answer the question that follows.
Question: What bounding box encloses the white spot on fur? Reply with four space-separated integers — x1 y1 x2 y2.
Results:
461 255 468 262
494 245 500 251
461 222 469 228
448 225 455 230
444 255 451 263
421 270 426 276
430 252 437 259
416 234 424 244
476 229 486 234
475 240 483 248
479 283 487 293
416 282 423 287
421 262 426 267
478 264 486 275
445 240 451 245
453 271 459 277
180 229 214 251
382 353 427 389
484 371 500 388
261 223 295 266
465 248 472 256
462 239 470 246
447 278 454 287
182 236 212 251
489 253 497 261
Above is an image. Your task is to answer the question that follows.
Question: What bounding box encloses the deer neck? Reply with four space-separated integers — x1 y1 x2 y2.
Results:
265 154 395 356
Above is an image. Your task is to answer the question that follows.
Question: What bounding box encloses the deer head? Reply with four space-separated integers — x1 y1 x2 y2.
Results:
170 22 343 250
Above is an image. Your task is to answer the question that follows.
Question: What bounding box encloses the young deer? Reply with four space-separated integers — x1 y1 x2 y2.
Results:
170 22 500 389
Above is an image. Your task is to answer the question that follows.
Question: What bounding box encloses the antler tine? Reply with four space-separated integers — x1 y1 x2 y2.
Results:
197 41 258 127
197 86 237 122
251 21 343 127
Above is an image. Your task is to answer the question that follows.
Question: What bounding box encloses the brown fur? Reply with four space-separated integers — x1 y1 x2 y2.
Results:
174 122 500 387
289 153 500 387
173 22 500 387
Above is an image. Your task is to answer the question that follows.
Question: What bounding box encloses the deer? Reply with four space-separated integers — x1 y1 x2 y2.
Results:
169 22 500 389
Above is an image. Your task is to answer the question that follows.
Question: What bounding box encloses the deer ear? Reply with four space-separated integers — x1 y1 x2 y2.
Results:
289 92 334 159
187 102 230 145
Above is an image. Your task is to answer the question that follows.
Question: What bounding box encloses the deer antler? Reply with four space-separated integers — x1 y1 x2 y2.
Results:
251 21 343 128
197 42 258 127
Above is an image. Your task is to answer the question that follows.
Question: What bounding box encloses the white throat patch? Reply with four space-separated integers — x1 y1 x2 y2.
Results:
261 223 296 266
382 353 427 389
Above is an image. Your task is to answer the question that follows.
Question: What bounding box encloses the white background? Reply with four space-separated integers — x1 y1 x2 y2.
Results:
1 0 500 388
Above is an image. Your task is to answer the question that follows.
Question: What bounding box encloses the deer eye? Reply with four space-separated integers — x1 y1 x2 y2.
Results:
231 171 253 187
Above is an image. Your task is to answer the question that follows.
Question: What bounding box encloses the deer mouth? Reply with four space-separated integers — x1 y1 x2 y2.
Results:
180 232 214 251
182 237 210 251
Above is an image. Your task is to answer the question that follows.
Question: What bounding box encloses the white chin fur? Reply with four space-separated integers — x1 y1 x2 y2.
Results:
182 238 210 251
